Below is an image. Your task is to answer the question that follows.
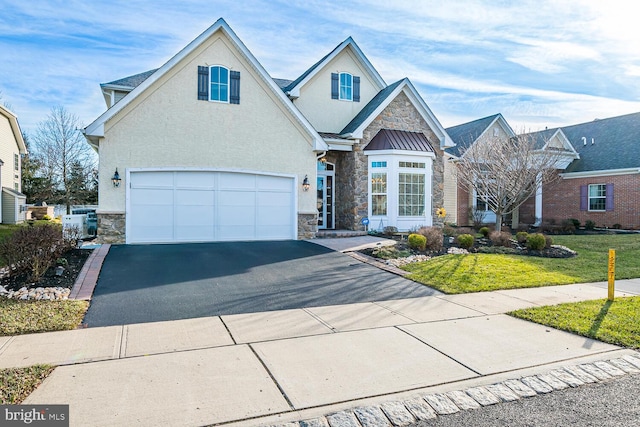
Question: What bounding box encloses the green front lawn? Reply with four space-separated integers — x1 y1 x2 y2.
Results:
0 299 89 336
403 234 640 294
510 296 640 349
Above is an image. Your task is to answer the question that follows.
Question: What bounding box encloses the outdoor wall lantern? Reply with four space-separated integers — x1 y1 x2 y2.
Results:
112 168 122 187
302 175 310 192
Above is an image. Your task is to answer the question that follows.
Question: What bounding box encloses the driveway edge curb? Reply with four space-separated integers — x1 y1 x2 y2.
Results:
69 244 111 300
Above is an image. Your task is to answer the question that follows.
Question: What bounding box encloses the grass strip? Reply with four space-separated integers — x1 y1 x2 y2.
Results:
0 365 55 404
0 299 88 336
510 296 640 349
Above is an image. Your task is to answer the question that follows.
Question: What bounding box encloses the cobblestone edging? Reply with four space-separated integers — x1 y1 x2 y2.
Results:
265 353 640 427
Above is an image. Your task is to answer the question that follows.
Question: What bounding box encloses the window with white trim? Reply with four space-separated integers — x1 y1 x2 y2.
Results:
14 154 19 171
210 66 229 102
399 161 425 169
588 184 606 211
371 161 387 168
339 72 352 101
371 173 387 215
398 173 425 216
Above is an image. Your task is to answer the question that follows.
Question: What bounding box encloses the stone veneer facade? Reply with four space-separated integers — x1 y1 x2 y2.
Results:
96 213 126 244
297 213 318 239
335 92 445 230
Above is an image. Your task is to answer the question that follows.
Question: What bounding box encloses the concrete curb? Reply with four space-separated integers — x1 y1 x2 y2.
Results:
264 353 640 427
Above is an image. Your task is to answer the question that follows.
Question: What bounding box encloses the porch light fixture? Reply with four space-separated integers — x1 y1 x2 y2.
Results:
302 175 310 191
112 168 122 187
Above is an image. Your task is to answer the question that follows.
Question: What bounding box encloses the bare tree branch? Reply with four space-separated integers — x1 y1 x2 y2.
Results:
454 133 566 231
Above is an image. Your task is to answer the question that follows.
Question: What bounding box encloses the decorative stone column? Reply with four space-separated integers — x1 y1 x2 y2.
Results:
96 213 126 244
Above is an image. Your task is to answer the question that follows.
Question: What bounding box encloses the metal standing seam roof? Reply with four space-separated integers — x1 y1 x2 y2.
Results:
444 114 501 157
364 129 435 152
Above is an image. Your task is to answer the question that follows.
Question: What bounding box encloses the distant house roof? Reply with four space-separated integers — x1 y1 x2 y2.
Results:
444 114 503 157
101 69 158 90
550 111 640 173
272 78 293 89
0 105 27 154
340 79 404 135
364 129 435 152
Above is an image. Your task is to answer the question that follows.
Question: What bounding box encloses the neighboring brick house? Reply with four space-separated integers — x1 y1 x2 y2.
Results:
521 112 640 230
83 18 453 244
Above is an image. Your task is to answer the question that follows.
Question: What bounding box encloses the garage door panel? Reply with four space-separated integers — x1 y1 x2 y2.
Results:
131 188 174 205
129 171 294 243
219 172 255 190
131 171 174 187
257 175 292 191
175 189 214 205
219 191 255 207
175 172 216 189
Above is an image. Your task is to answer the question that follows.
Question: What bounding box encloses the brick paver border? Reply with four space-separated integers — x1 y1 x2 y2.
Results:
69 244 111 300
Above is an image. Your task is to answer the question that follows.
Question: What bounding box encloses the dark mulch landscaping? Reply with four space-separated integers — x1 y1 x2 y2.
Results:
361 233 576 260
0 249 93 292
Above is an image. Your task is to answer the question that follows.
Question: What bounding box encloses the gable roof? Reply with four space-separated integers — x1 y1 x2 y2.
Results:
551 111 640 173
100 69 158 91
444 113 514 157
340 78 454 149
283 37 386 98
84 18 328 152
364 129 435 152
0 105 27 154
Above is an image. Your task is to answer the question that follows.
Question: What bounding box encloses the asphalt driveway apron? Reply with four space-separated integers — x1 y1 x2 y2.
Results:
83 240 439 327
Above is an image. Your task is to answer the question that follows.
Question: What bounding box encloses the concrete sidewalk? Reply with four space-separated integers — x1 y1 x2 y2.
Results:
1 280 639 426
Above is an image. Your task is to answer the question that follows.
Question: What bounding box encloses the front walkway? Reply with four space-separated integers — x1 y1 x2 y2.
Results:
1 280 639 426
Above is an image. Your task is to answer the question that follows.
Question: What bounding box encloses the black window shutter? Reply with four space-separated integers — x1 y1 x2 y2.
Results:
197 66 209 100
353 76 360 102
580 185 588 211
605 183 614 211
331 73 339 99
230 71 240 104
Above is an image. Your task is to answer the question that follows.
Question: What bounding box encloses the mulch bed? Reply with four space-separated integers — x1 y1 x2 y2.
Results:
361 234 576 260
0 249 93 292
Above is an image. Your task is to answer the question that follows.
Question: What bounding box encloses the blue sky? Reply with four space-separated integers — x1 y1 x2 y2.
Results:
2 0 640 136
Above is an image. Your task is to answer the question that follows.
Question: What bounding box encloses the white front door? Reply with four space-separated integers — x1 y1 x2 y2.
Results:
127 170 295 243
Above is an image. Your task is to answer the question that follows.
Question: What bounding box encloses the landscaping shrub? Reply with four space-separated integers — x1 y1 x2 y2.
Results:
457 234 474 249
417 226 443 251
442 224 458 237
477 246 518 255
42 215 52 221
585 220 596 230
383 226 398 236
526 233 546 251
544 234 553 248
0 224 72 282
568 218 581 228
516 231 528 244
489 230 512 247
479 226 490 237
561 219 576 233
408 233 426 251
371 246 410 259
613 223 622 229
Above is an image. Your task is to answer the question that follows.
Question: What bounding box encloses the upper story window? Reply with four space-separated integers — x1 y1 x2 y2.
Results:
339 73 352 100
210 66 229 102
371 161 387 168
14 154 19 171
331 72 360 102
197 65 240 104
399 161 425 169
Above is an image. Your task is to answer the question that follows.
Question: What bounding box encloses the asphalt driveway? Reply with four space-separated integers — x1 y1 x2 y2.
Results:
83 240 440 327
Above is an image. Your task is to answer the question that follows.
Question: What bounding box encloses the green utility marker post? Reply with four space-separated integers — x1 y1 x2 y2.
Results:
608 249 616 301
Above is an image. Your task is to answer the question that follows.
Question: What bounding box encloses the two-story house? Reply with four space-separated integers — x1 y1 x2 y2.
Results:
83 18 454 244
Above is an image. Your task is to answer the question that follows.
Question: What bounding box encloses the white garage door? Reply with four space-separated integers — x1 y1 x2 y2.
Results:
128 171 295 243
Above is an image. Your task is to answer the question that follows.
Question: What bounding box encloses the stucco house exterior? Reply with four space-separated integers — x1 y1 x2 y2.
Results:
519 112 640 230
0 105 27 224
83 18 453 244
